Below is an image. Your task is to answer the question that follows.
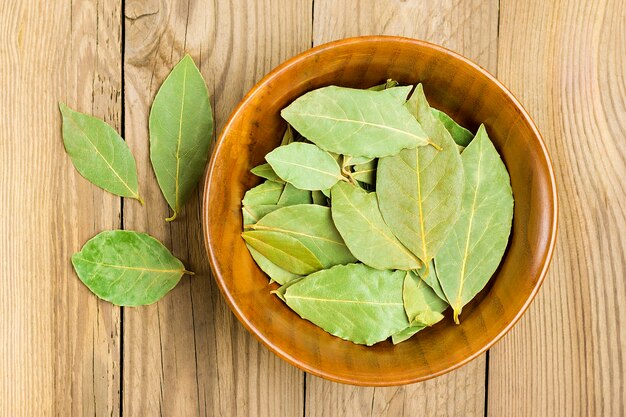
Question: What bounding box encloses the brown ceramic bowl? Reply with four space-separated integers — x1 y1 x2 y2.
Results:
202 36 557 386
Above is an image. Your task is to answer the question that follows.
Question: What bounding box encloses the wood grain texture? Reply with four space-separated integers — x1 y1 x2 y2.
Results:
489 0 626 416
308 0 497 412
0 0 122 415
122 0 310 416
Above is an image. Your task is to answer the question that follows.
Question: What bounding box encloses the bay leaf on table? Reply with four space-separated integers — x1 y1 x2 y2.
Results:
435 125 514 324
281 86 430 158
246 244 301 285
241 230 323 275
71 230 191 306
377 84 464 265
250 163 284 183
330 182 422 270
277 183 312 205
351 159 377 185
431 108 474 148
59 104 142 203
149 54 213 221
265 142 344 190
242 180 284 206
392 271 447 344
284 263 409 345
247 204 356 268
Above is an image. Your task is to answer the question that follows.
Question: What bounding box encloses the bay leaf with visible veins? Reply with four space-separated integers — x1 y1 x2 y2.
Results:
281 86 429 158
284 264 409 345
246 245 300 285
242 204 282 226
60 104 142 203
242 230 323 275
435 125 514 324
242 181 284 206
330 182 422 270
149 54 213 221
248 204 356 268
71 230 191 306
377 84 464 265
418 259 448 303
265 142 343 191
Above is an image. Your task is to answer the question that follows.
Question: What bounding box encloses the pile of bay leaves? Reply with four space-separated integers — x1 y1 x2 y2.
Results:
242 82 513 346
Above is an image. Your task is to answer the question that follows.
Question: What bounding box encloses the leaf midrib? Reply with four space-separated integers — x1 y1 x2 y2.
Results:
76 257 183 274
173 59 189 212
287 294 402 306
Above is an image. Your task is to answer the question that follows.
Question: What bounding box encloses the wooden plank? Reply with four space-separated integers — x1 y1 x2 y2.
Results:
0 0 122 416
489 0 626 415
307 1 498 415
122 0 311 415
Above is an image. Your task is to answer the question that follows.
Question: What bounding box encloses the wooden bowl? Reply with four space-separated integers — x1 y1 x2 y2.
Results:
202 36 557 386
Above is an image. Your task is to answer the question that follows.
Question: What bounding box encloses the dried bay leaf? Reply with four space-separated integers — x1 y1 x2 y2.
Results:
435 125 514 323
265 142 343 191
418 260 448 303
351 159 377 185
149 54 213 221
250 163 284 183
248 204 356 268
246 245 301 285
343 155 374 166
284 264 409 345
431 108 474 147
242 204 281 226
277 183 312 205
71 230 191 306
242 181 284 206
241 230 323 275
330 182 422 270
272 277 303 302
377 84 464 265
281 86 430 158
59 104 142 202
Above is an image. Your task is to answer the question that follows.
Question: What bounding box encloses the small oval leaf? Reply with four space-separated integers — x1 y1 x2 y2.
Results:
281 86 429 158
60 104 142 202
71 230 190 306
265 142 343 190
284 264 409 345
149 54 213 221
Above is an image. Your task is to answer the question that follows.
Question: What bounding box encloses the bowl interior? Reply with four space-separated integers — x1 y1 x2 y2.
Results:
204 37 556 386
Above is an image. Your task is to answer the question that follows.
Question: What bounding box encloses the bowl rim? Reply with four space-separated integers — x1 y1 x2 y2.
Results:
202 35 559 386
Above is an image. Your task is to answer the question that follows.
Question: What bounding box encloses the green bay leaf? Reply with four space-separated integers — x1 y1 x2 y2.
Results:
59 104 142 202
277 183 312 205
351 159 377 185
431 108 474 147
71 230 190 306
377 84 464 264
248 204 356 268
250 163 284 183
281 86 429 158
330 182 422 270
265 142 343 190
284 264 409 345
242 181 284 206
241 230 323 275
418 259 448 302
242 204 282 226
149 54 213 221
311 190 328 206
246 244 301 285
435 125 514 324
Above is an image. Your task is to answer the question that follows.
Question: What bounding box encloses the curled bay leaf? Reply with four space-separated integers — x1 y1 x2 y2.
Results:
149 54 213 221
59 104 142 202
71 230 191 306
377 84 464 265
265 142 343 190
242 230 323 275
250 163 284 183
330 182 422 270
284 264 409 345
281 86 429 158
435 125 514 324
248 204 356 268
431 108 474 147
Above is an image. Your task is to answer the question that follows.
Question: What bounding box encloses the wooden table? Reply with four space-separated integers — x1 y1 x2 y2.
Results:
1 0 624 415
